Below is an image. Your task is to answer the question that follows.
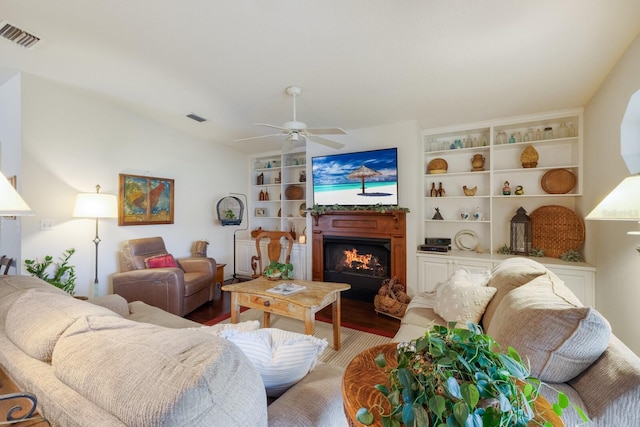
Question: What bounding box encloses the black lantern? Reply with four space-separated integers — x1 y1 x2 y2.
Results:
510 206 532 255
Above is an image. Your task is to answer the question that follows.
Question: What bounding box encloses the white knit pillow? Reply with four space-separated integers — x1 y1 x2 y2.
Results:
434 270 497 325
220 328 327 397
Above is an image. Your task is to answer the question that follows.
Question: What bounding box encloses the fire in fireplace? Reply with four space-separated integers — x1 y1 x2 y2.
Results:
323 235 391 301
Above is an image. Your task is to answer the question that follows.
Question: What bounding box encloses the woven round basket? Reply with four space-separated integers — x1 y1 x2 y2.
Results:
427 158 448 174
374 294 408 318
530 205 585 258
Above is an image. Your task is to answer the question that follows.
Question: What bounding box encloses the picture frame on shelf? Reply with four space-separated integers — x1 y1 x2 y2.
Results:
118 174 174 225
255 208 266 217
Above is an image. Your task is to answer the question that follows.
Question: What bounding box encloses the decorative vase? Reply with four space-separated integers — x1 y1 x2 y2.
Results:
471 154 485 171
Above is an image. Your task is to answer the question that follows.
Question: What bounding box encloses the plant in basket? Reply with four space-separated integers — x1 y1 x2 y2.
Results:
357 322 588 427
264 261 294 280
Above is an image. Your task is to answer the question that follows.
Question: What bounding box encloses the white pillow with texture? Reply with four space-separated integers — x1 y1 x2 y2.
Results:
434 270 497 325
188 320 260 336
220 328 327 397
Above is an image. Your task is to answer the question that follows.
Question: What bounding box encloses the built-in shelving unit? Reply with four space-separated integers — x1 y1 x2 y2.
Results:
422 108 583 253
250 149 308 237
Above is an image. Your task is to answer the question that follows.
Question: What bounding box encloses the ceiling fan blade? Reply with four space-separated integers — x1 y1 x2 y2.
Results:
254 123 289 131
235 133 284 142
306 127 347 135
306 134 345 149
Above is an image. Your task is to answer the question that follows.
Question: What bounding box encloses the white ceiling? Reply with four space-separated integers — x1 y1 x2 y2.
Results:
1 1 639 154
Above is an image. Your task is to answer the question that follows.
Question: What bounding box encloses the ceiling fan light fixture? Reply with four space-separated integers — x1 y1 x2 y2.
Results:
291 132 300 141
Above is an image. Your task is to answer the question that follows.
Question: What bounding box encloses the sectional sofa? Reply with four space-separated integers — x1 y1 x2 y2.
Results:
394 257 640 427
0 275 347 426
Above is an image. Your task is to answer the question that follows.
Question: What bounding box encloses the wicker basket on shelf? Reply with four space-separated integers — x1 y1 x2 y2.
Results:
374 277 411 319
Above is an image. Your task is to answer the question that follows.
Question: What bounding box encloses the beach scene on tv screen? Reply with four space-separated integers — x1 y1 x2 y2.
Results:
312 148 398 206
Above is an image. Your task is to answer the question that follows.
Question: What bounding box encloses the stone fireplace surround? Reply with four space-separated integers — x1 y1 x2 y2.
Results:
311 210 407 291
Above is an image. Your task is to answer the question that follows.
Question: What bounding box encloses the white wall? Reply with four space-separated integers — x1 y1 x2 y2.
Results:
305 121 423 295
19 74 249 297
0 73 24 267
581 33 640 354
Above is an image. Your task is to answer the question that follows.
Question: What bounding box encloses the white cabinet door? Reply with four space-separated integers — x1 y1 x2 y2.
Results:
417 255 451 293
234 239 255 278
287 244 307 280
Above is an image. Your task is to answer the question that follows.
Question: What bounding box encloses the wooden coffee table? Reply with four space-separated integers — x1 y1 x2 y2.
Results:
221 277 350 350
342 343 564 427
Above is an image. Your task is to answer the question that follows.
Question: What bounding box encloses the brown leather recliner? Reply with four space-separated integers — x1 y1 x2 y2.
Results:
112 237 216 316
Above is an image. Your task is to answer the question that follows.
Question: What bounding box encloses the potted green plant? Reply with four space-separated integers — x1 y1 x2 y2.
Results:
357 322 587 427
24 248 77 295
264 261 294 280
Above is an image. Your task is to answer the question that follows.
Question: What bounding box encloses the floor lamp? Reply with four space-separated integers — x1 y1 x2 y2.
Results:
73 185 117 297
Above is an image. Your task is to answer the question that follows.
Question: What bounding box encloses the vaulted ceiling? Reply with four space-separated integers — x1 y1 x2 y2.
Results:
1 1 639 153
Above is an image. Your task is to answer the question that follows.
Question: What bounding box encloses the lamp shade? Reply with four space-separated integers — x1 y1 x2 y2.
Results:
0 172 33 216
73 193 118 218
586 175 640 221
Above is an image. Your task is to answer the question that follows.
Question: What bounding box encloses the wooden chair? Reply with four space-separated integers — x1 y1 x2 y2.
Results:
251 231 294 278
0 256 15 275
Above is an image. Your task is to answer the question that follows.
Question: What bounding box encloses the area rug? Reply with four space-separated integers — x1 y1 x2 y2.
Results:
210 309 394 369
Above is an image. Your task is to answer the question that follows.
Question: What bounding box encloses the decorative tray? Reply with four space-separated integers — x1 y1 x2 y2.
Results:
541 169 576 194
285 185 304 200
530 205 585 258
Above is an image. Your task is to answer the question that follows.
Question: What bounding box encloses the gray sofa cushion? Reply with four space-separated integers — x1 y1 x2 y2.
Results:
5 289 120 361
89 293 131 317
487 275 611 382
52 315 268 427
482 257 550 329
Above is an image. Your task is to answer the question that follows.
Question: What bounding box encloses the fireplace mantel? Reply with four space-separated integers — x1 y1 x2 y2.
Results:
311 211 407 288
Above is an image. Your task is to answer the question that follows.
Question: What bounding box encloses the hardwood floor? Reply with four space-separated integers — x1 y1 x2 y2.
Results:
186 281 401 336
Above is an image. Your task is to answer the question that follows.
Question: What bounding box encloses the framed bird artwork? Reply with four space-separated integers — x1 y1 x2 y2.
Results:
118 173 174 225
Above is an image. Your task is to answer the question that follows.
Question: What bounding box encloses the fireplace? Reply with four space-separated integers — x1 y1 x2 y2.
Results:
323 235 391 300
312 210 407 302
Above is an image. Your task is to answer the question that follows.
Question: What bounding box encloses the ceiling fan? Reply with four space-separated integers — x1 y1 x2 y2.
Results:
235 86 346 151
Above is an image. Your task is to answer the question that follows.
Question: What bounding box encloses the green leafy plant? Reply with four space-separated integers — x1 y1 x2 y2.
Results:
224 209 235 219
529 248 545 257
560 249 584 262
358 322 588 427
24 248 77 295
496 244 510 255
309 204 410 215
264 261 294 280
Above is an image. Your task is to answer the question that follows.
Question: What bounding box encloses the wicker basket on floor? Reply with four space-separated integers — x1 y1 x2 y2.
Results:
374 277 410 319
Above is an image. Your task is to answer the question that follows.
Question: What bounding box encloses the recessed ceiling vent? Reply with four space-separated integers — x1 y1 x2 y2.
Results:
0 21 41 49
186 113 207 123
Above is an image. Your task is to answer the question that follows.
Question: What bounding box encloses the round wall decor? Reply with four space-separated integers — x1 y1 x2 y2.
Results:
455 229 479 251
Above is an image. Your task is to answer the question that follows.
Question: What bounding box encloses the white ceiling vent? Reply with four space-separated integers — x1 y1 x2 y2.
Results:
0 20 41 49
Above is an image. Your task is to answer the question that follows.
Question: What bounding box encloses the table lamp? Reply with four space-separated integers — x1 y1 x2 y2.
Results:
0 172 33 216
72 185 117 297
586 124 640 251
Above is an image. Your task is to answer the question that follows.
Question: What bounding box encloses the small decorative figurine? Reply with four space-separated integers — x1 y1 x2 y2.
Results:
460 209 470 220
515 185 524 195
502 180 511 195
432 207 444 220
473 207 482 221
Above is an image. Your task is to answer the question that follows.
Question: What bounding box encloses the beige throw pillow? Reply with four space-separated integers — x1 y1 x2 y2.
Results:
434 269 497 325
487 275 611 383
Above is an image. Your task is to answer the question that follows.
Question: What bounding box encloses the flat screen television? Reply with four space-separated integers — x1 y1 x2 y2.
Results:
312 147 398 206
